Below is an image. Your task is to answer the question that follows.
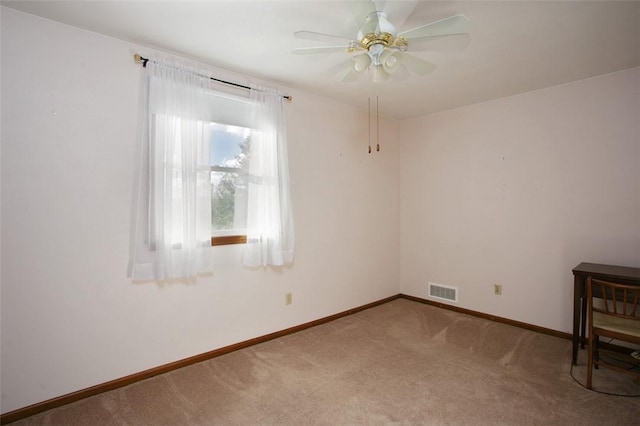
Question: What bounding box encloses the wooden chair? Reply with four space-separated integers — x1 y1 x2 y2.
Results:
586 277 640 389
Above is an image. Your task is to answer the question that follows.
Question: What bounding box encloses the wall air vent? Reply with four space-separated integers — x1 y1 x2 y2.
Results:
428 282 458 303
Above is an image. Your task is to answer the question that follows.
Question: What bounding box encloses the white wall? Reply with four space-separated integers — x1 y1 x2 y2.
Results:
400 67 640 333
0 8 400 413
3 4 639 416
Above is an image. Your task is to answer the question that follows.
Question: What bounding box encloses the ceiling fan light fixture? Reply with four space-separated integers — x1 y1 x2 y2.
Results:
353 52 372 72
381 50 400 74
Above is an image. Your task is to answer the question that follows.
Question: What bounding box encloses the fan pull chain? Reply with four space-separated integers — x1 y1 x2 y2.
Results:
368 96 372 154
376 96 380 152
367 96 381 154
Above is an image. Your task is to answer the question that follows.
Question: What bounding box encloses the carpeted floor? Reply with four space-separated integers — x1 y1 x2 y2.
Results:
9 298 640 425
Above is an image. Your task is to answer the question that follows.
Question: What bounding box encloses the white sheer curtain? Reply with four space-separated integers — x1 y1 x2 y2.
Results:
243 86 295 266
130 61 213 281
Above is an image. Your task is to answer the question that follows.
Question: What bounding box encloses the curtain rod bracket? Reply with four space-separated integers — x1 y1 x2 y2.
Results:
133 53 149 67
133 53 291 101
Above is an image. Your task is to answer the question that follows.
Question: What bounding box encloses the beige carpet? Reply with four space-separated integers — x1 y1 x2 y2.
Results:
10 298 640 425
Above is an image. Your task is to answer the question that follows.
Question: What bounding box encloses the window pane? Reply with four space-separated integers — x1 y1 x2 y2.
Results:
209 123 250 168
208 122 250 236
211 170 248 231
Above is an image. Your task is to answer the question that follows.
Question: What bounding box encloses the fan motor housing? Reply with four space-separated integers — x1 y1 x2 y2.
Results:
360 32 394 49
360 32 408 52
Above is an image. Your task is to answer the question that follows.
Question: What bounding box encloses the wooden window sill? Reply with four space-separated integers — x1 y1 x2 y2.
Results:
211 235 247 246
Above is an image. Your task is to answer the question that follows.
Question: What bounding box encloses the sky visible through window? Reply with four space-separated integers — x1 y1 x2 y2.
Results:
209 123 250 167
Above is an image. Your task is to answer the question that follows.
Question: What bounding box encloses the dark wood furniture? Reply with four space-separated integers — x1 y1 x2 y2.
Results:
572 262 640 364
586 277 640 389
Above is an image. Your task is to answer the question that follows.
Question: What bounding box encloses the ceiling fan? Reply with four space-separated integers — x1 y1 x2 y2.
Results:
292 2 470 83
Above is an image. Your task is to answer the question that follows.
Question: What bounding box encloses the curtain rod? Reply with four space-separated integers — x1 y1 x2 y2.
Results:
133 54 292 102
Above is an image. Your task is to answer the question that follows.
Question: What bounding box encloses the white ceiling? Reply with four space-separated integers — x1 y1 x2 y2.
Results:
3 1 640 120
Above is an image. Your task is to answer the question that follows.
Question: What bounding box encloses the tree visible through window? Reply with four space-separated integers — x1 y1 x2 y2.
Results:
208 123 251 245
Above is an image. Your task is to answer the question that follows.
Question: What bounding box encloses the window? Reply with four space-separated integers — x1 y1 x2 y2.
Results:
131 59 294 281
209 122 251 246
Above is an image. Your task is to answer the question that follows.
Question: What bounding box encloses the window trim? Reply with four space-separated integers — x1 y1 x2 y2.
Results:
211 165 245 173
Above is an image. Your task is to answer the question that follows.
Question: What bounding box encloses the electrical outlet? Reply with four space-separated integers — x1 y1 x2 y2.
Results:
494 284 502 295
285 292 292 305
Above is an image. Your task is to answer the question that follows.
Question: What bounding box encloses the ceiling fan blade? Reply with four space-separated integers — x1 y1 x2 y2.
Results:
291 46 350 55
349 0 378 27
372 65 391 83
325 57 353 75
341 68 365 83
340 67 367 83
397 52 436 75
407 33 471 51
399 14 470 40
381 0 417 31
389 66 411 82
294 30 353 44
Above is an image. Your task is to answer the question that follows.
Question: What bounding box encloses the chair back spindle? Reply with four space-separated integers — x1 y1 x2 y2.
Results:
586 276 640 390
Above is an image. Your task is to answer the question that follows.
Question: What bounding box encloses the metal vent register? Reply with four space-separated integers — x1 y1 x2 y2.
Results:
429 282 458 303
